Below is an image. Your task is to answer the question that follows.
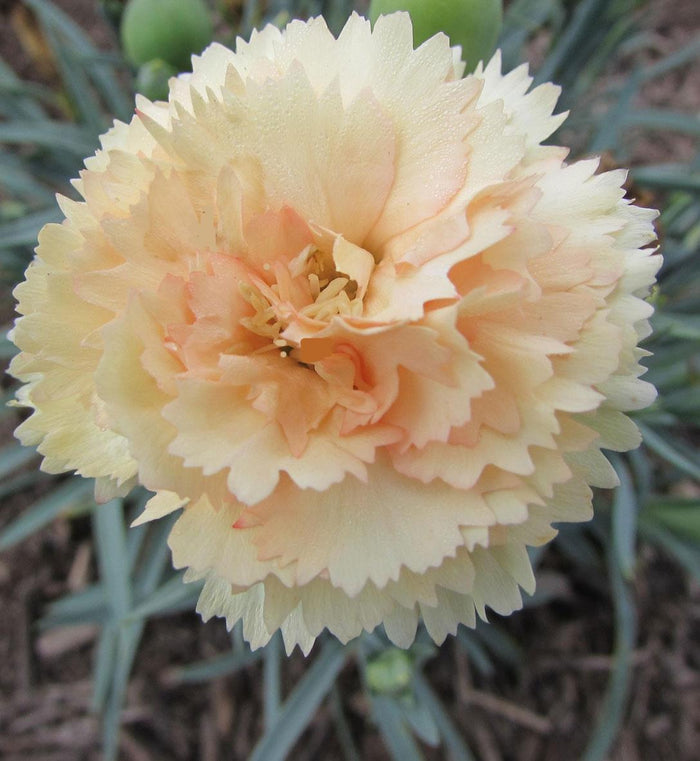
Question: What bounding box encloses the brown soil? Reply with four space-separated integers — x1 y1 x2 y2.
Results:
1 1 699 759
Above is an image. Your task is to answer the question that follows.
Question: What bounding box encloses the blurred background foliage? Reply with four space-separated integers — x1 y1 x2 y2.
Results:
0 1 698 759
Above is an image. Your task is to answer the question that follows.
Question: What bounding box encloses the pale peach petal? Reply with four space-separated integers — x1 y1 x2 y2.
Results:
163 377 285 503
383 306 493 449
475 51 566 152
232 68 397 246
132 490 188 526
237 455 495 595
577 407 642 452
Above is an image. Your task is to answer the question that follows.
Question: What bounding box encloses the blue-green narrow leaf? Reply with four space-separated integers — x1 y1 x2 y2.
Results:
639 423 700 481
632 165 700 193
0 442 38 480
93 498 131 619
331 685 362 761
642 498 700 543
621 109 700 137
611 456 638 580
24 0 132 120
413 671 477 761
249 640 347 761
581 534 637 761
263 632 282 731
371 695 426 761
40 584 108 629
0 477 94 551
126 571 202 620
0 121 98 155
166 647 263 684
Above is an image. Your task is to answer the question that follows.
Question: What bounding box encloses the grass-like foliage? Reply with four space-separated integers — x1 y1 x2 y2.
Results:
0 1 698 759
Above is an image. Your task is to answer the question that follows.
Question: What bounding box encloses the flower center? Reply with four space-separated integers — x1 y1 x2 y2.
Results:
238 244 364 355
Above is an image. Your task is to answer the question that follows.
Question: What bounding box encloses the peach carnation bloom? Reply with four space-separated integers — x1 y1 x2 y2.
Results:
10 12 660 654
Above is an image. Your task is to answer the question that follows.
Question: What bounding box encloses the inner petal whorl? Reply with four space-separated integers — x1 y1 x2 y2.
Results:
238 240 371 361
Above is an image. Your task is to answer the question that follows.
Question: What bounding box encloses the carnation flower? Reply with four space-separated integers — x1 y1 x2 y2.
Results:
10 12 660 654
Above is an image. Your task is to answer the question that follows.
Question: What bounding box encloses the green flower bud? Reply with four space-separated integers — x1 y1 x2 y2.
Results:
368 0 503 72
366 648 414 695
134 58 178 101
120 0 214 72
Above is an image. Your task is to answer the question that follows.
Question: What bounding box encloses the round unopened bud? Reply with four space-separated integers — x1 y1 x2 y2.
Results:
120 0 214 72
366 648 414 695
369 0 503 72
134 58 178 101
